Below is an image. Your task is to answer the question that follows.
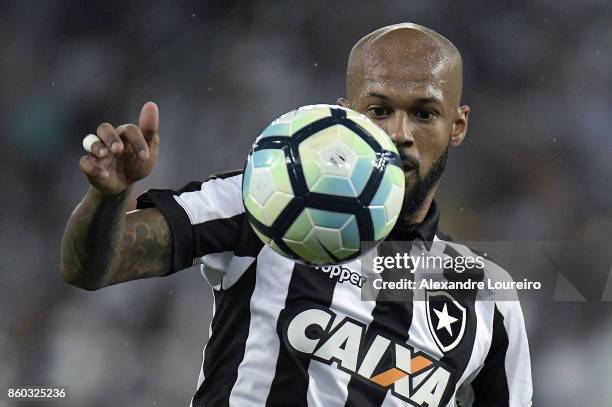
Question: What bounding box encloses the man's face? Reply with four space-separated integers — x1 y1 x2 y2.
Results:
341 31 467 216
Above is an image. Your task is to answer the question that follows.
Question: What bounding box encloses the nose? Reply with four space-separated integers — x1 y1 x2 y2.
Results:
385 112 414 149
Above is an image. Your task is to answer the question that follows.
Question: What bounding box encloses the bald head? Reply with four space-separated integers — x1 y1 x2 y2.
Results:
346 23 463 109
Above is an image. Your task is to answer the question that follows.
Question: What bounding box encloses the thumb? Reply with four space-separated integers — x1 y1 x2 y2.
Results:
138 101 159 141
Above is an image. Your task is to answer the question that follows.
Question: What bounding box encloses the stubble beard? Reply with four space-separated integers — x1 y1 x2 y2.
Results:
402 144 450 217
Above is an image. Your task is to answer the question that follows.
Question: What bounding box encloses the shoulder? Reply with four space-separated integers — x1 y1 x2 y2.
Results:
164 169 245 225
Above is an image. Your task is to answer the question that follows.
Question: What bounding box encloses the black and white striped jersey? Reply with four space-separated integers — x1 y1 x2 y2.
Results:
136 170 533 407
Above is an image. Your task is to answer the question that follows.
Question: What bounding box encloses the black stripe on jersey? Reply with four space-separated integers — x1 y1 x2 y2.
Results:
344 242 415 407
192 214 245 258
136 188 196 274
471 306 510 407
234 214 266 258
265 263 338 407
190 208 263 269
192 261 258 407
436 244 482 406
206 169 243 181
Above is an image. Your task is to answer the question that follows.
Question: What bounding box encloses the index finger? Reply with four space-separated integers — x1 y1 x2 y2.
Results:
138 101 159 142
117 124 149 160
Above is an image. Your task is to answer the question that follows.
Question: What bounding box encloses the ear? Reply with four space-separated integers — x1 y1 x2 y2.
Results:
449 105 470 147
337 97 349 108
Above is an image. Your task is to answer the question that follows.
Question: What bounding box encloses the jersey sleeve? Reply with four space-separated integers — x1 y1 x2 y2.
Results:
470 300 533 406
136 170 255 284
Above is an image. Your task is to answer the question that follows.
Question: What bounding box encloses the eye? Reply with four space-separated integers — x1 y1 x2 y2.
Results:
367 106 391 119
414 110 436 121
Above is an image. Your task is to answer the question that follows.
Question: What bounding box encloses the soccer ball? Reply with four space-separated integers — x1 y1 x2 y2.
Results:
242 104 404 265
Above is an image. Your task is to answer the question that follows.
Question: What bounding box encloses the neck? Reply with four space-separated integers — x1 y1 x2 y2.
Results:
399 186 438 226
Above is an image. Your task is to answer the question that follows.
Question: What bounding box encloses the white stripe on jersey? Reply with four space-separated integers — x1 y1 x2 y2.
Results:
497 300 533 404
306 257 376 407
228 247 295 406
175 174 243 225
452 296 495 399
481 257 533 403
190 295 217 407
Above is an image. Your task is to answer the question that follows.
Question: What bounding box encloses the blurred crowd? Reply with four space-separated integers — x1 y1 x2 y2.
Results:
1 1 610 405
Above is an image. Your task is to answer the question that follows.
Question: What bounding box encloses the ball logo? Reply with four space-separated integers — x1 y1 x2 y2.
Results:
284 307 453 406
325 146 350 169
426 291 467 353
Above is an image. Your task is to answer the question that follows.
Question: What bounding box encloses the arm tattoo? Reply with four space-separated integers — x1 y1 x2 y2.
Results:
115 209 171 282
61 187 171 289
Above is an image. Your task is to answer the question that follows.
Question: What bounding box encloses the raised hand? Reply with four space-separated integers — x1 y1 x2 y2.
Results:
79 102 160 195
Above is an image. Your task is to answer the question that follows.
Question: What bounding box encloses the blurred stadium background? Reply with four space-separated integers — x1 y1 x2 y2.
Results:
1 1 611 405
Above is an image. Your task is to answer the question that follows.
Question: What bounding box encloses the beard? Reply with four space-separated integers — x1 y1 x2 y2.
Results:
401 144 449 217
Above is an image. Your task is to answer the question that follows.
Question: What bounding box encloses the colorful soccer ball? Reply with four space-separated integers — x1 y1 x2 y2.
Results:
242 104 404 265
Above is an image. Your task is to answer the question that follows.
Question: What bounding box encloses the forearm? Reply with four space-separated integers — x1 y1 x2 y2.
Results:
61 187 131 290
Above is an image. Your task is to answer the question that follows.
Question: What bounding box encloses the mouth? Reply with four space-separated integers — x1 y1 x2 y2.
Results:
402 162 417 174
399 152 419 173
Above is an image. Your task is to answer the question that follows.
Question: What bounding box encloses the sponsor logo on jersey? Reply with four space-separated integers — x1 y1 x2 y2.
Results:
283 307 453 407
426 290 467 353
315 266 367 287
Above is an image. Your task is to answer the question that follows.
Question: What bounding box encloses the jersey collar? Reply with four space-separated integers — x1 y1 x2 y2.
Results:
388 200 440 243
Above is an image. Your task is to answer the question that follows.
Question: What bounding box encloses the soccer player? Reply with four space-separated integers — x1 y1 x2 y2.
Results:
61 23 532 406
